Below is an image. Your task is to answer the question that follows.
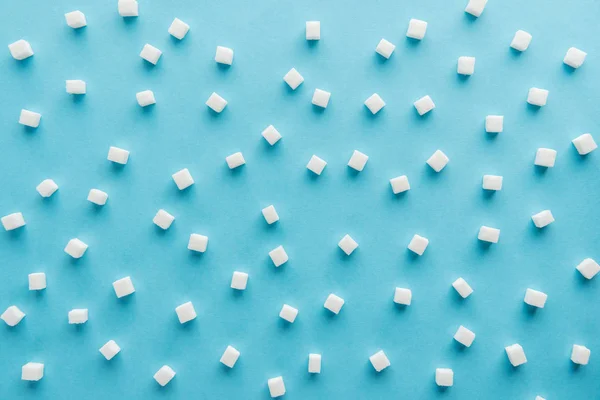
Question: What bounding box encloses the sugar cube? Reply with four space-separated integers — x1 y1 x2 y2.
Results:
88 189 108 205
390 175 410 194
324 293 344 314
262 205 279 224
154 365 175 386
312 89 331 108
220 345 240 368
65 11 86 29
66 80 86 94
188 234 208 253
571 344 591 365
524 288 547 308
107 146 130 164
309 353 321 373
536 397 546 400
393 288 412 306
64 238 88 258
226 152 245 169
452 278 473 298
231 271 248 290
269 245 288 267
172 168 194 190
262 125 282 145
268 376 286 398
510 30 532 51
338 234 358 255
1 305 25 326
168 18 189 40
375 39 395 59
505 344 527 367
19 109 41 128
153 209 175 230
485 115 504 133
576 258 600 280
140 44 162 65
364 94 386 115
99 340 121 360
426 150 449 172
435 368 453 387
307 155 327 175
36 179 58 198
465 0 488 17
572 133 597 155
406 19 428 40
531 210 554 228
8 40 33 60
118 0 138 17
29 273 46 290
1 212 25 231
482 175 503 191
206 92 227 113
478 226 500 243
279 304 298 323
369 350 390 372
534 148 557 167
414 95 435 116
454 325 476 347
175 301 197 324
348 150 369 171
21 362 44 381
306 21 320 40
564 47 587 69
136 90 156 107
215 46 234 65
68 308 88 324
407 234 429 255
457 56 475 75
283 68 304 90
113 276 135 298
527 88 549 107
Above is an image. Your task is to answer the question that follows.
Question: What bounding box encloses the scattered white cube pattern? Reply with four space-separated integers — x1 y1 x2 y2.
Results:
338 234 358 255
406 19 428 40
215 46 234 65
19 109 41 128
22 362 44 381
324 293 344 314
531 210 554 228
364 94 385 114
478 226 500 243
454 325 476 347
231 271 248 290
188 234 208 253
154 365 176 386
393 288 412 306
269 245 288 267
435 368 453 387
485 115 504 133
312 89 331 108
571 344 591 365
68 308 89 324
283 68 304 90
1 212 26 231
29 273 46 290
414 95 435 116
1 305 26 326
505 343 527 367
308 353 321 373
426 150 449 172
140 44 162 65
36 179 58 198
510 30 532 51
175 301 197 324
407 234 429 256
524 288 548 308
65 11 87 29
220 345 240 368
572 133 597 155
535 148 557 167
457 56 476 75
9 40 34 60
113 276 135 298
369 350 390 372
168 18 190 40
527 87 549 107
262 205 279 224
564 47 587 69
452 278 473 298
482 175 503 191
576 258 600 280
279 304 298 323
268 376 286 398
307 155 327 175
153 209 175 230
375 39 395 59
64 238 88 258
99 340 121 360
306 21 320 40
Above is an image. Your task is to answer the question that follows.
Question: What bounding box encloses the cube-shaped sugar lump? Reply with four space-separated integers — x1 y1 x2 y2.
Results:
64 238 88 258
535 148 557 167
19 109 41 128
113 276 135 298
309 354 321 373
564 47 587 69
188 234 208 253
312 89 331 108
406 19 427 40
66 80 86 94
485 115 504 133
29 273 46 290
572 133 597 155
306 21 320 40
364 94 386 115
269 245 288 267
220 345 240 368
1 212 25 231
524 288 547 308
268 376 286 398
118 0 138 17
99 340 121 360
348 150 369 171
279 304 298 323
262 205 279 224
531 210 554 228
136 90 156 107
175 301 197 324
22 363 44 381
283 68 304 90
68 308 88 324
505 344 527 367
369 350 390 372
338 234 358 255
510 30 532 51
153 209 174 230
571 344 591 365
527 88 549 107
8 40 33 60
206 92 227 113
65 11 86 28
454 325 475 347
452 278 473 298
226 152 245 169
482 175 503 191
140 44 162 65
576 258 600 280
231 271 248 290
324 293 344 314
536 397 546 400
435 368 453 387
107 146 130 164
88 189 108 205
262 125 282 145
393 288 412 306
465 0 488 17
375 39 395 59
215 46 234 65
414 95 435 116
36 179 58 197
407 234 429 256
172 168 194 190
154 365 175 386
307 155 327 175
478 226 500 243
1 305 25 326
390 175 410 194
426 150 449 172
168 18 190 40
457 56 476 75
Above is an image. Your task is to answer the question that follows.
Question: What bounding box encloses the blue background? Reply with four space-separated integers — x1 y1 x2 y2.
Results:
0 0 599 398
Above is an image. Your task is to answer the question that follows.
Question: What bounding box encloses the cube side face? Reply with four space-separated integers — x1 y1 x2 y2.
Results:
338 235 358 255
324 294 344 314
206 93 227 113
572 134 597 155
19 110 41 128
312 89 331 108
176 302 197 323
154 366 175 386
2 212 26 231
364 94 385 115
140 44 162 65
454 326 475 347
532 210 554 228
307 155 327 175
269 246 288 267
262 125 282 145
393 288 412 305
534 148 557 167
571 345 591 365
390 176 410 194
279 305 298 323
426 150 449 172
231 272 248 290
527 88 549 106
524 289 547 308
107 147 130 164
283 69 304 90
465 0 488 16
308 354 322 373
215 46 234 65
9 40 34 60
100 340 121 360
506 344 527 366
485 115 504 133
169 18 190 39
375 39 395 59
118 0 138 17
564 47 587 68
113 277 135 298
453 278 473 298
407 235 428 255
577 258 600 279
262 205 279 224
306 21 320 40
2 306 26 326
22 363 44 381
478 226 500 243
457 57 475 75
435 368 454 386
188 234 208 252
220 346 240 368
414 96 435 115
369 351 390 372
268 376 286 397
406 19 427 40
482 175 503 191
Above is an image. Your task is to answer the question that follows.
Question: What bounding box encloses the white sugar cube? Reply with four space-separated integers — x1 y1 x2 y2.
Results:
485 115 504 133
406 19 427 40
531 210 554 228
309 354 321 373
107 146 130 164
414 95 435 116
482 175 503 191
226 152 246 169
426 150 449 172
68 308 88 324
375 39 395 59
65 11 86 28
536 397 546 400
452 278 473 299
571 344 591 365
505 344 527 367
348 150 369 171
269 245 288 267
231 271 248 290
8 40 33 60
29 273 46 290
175 301 197 324
577 258 600 280
188 234 208 253
510 30 532 51
22 362 44 381
324 293 344 314
172 168 194 190
338 234 358 255
220 345 240 368
154 365 175 386
390 175 410 194
478 226 500 243
140 44 162 65
118 0 138 17
168 18 189 40
215 46 234 65
113 276 135 298
312 89 331 108
572 133 597 155
262 125 282 145
527 87 549 107
153 209 175 230
364 93 386 115
564 47 587 69
524 288 547 308
369 350 390 372
36 179 58 197
306 21 320 40
88 189 108 205
206 92 227 113
454 325 475 347
435 368 453 387
99 340 121 360
307 155 327 175
262 205 279 224
393 288 412 306
534 148 557 167
19 109 41 128
66 80 86 94
407 234 429 255
1 305 25 326
279 304 298 323
465 0 488 17
268 376 286 398
64 238 88 258
136 90 156 107
1 212 25 231
283 68 304 90
457 56 476 75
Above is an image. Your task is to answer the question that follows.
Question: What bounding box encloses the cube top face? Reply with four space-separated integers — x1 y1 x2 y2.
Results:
283 68 304 90
226 152 246 169
308 353 322 373
153 209 175 230
306 21 320 40
452 278 473 298
364 93 386 115
188 233 208 253
2 212 26 231
465 0 488 17
29 272 47 290
68 308 89 324
307 155 327 175
231 271 248 290
9 39 34 60
269 245 288 267
505 344 527 367
2 305 26 326
390 175 410 194
531 210 554 228
576 258 600 280
324 293 344 314
393 287 412 305
22 362 44 381
571 344 591 365
457 56 476 75
99 340 121 360
215 46 234 65
414 95 435 115
482 175 503 191
348 150 369 171
407 234 429 255
312 89 331 108
154 365 176 386
279 304 298 323
478 226 500 243
140 44 162 65
572 133 597 155
136 90 156 107
485 115 504 133
118 0 139 17
206 92 227 113
172 168 194 190
426 150 449 172
107 146 130 164
64 238 88 259
113 276 135 298
510 30 532 51
66 80 86 94
564 47 587 69
262 125 282 145
88 189 108 205
36 179 58 198
527 87 549 106
169 18 190 40
435 368 454 387
262 205 279 224
375 38 395 59
406 19 427 40
175 301 197 324
268 376 286 398
454 325 475 347
524 288 548 308
338 234 358 255
534 148 557 167
65 11 87 29
220 345 240 368
19 109 41 128
369 350 390 372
